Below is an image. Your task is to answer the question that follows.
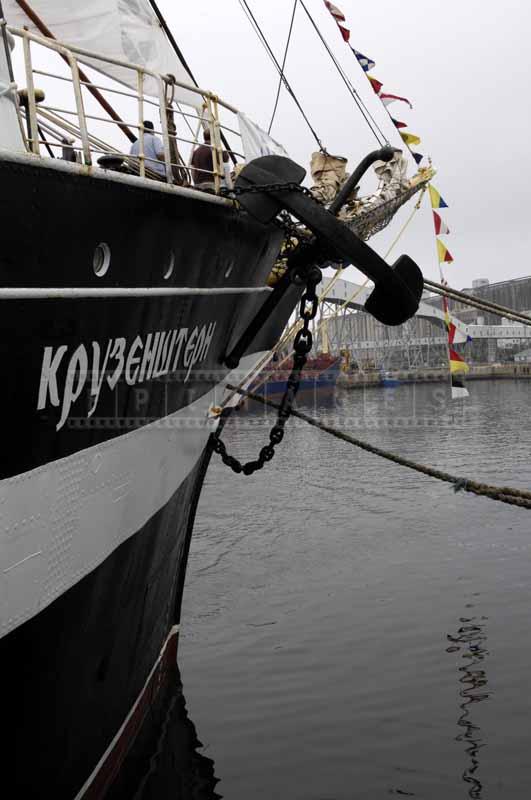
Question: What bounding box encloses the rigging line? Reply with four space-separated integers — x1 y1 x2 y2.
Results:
148 0 237 165
301 0 386 146
298 0 387 146
149 0 198 84
268 0 298 134
239 0 324 148
382 186 426 258
37 123 55 158
238 0 325 150
176 101 196 140
238 0 284 80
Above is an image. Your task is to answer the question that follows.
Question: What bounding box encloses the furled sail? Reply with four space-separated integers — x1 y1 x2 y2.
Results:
3 0 200 106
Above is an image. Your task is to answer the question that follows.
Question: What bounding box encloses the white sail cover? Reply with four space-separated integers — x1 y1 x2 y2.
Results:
0 30 25 151
238 112 289 161
4 0 200 106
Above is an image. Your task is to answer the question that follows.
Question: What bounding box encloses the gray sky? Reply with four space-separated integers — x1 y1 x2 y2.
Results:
161 0 531 290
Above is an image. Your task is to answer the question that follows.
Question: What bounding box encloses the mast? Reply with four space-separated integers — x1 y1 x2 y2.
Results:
148 0 237 164
13 0 136 142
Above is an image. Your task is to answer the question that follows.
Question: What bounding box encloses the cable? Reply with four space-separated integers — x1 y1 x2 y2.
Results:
148 0 237 164
225 384 531 510
298 0 388 147
268 0 298 134
300 0 387 145
424 280 531 327
238 0 325 150
37 124 55 158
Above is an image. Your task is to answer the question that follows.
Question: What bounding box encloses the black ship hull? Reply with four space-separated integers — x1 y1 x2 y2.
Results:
0 155 298 797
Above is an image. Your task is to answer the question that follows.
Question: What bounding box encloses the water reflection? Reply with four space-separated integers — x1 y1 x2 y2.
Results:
109 662 221 800
446 612 490 798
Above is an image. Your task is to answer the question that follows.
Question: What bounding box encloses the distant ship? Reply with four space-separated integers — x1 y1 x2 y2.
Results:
380 370 402 388
251 353 341 402
0 1 426 796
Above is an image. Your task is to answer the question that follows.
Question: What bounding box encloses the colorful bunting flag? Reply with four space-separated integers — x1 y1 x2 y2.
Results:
443 292 470 397
447 320 457 345
412 152 424 165
451 374 470 399
367 75 383 95
379 92 413 108
429 185 448 209
400 131 421 146
323 1 350 42
351 47 375 72
442 294 455 340
391 117 407 129
437 238 454 264
449 348 469 374
433 211 450 235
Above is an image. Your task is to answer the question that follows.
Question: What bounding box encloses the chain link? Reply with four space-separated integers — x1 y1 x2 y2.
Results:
221 181 315 199
212 265 322 476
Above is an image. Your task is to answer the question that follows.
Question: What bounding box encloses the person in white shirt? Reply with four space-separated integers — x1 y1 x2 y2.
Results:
129 120 166 178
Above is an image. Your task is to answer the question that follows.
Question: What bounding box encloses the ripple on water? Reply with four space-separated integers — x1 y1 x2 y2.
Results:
179 380 531 800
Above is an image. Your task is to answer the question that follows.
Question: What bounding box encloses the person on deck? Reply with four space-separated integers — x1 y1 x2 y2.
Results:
129 120 167 178
191 129 229 186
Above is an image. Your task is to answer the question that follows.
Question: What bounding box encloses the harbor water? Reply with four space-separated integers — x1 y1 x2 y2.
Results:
143 380 531 798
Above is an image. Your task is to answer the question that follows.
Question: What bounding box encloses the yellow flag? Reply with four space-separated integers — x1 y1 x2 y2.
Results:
437 238 454 264
450 357 470 374
400 131 421 146
429 185 448 209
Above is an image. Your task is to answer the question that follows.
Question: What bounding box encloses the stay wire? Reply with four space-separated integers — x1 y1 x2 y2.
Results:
268 0 298 134
238 0 325 150
298 0 388 147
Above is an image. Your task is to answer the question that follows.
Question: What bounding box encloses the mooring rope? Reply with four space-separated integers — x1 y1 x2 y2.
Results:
225 384 531 510
425 280 531 328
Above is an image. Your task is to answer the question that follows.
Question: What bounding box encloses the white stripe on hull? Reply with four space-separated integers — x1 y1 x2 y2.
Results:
0 353 267 639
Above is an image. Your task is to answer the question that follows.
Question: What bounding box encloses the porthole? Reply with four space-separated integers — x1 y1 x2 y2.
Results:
93 242 111 277
163 252 175 280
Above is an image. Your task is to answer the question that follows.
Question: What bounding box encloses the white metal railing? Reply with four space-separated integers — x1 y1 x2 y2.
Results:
6 24 244 194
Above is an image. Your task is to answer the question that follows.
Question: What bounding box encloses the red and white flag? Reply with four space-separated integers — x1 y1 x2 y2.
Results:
379 92 413 109
323 1 351 42
433 211 450 235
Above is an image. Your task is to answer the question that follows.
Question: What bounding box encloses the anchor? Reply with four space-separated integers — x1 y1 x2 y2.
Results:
224 153 424 368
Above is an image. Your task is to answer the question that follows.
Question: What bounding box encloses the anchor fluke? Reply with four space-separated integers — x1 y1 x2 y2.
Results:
364 254 424 326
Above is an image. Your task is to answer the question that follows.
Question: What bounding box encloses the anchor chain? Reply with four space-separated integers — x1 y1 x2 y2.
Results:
212 264 322 476
221 181 315 199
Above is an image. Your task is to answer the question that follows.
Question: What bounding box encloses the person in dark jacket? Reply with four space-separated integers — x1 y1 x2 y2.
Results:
191 129 228 186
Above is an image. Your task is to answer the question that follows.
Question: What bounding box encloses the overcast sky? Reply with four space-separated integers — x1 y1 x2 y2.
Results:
160 0 531 290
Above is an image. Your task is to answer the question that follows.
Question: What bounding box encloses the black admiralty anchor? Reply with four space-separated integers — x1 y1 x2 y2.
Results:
213 153 424 475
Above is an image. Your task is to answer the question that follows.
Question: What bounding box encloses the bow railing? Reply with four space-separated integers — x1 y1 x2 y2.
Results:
6 24 243 194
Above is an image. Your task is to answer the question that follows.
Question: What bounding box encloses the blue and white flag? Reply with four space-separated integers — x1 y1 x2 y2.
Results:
351 47 375 72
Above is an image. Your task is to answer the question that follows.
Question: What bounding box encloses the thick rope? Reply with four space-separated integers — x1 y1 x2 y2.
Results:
225 384 531 510
425 280 531 327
